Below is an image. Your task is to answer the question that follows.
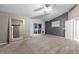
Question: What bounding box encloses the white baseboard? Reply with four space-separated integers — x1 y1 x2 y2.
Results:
0 43 7 45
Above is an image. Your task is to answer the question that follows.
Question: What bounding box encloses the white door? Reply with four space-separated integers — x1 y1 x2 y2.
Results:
65 20 74 40
74 19 79 41
76 20 79 38
65 18 79 41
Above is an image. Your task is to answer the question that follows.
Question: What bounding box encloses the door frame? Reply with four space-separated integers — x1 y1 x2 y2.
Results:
33 23 42 37
9 17 25 42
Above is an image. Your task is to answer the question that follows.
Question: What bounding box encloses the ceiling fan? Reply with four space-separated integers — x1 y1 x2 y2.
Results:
34 4 51 11
32 4 56 19
33 4 56 16
34 4 56 11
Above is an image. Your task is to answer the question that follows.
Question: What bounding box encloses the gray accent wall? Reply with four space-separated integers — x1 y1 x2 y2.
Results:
45 13 68 37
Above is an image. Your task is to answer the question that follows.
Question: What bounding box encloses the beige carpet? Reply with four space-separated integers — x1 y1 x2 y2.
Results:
0 35 79 54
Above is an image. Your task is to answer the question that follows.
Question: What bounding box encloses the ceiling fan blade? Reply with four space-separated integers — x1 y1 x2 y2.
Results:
34 7 44 11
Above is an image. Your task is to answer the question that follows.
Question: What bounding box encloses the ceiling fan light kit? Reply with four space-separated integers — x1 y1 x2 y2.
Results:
44 6 52 13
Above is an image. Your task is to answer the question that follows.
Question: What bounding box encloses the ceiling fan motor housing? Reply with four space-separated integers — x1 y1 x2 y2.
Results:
44 4 51 8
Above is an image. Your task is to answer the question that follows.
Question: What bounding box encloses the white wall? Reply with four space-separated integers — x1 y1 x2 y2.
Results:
29 18 45 37
68 5 79 20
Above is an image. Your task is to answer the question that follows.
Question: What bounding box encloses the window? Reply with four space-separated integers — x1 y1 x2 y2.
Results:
51 21 60 27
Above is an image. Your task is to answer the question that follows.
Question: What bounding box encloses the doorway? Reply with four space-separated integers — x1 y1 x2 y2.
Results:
65 17 79 41
33 23 42 36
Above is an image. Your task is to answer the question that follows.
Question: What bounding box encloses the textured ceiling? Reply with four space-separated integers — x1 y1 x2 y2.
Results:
0 4 75 21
